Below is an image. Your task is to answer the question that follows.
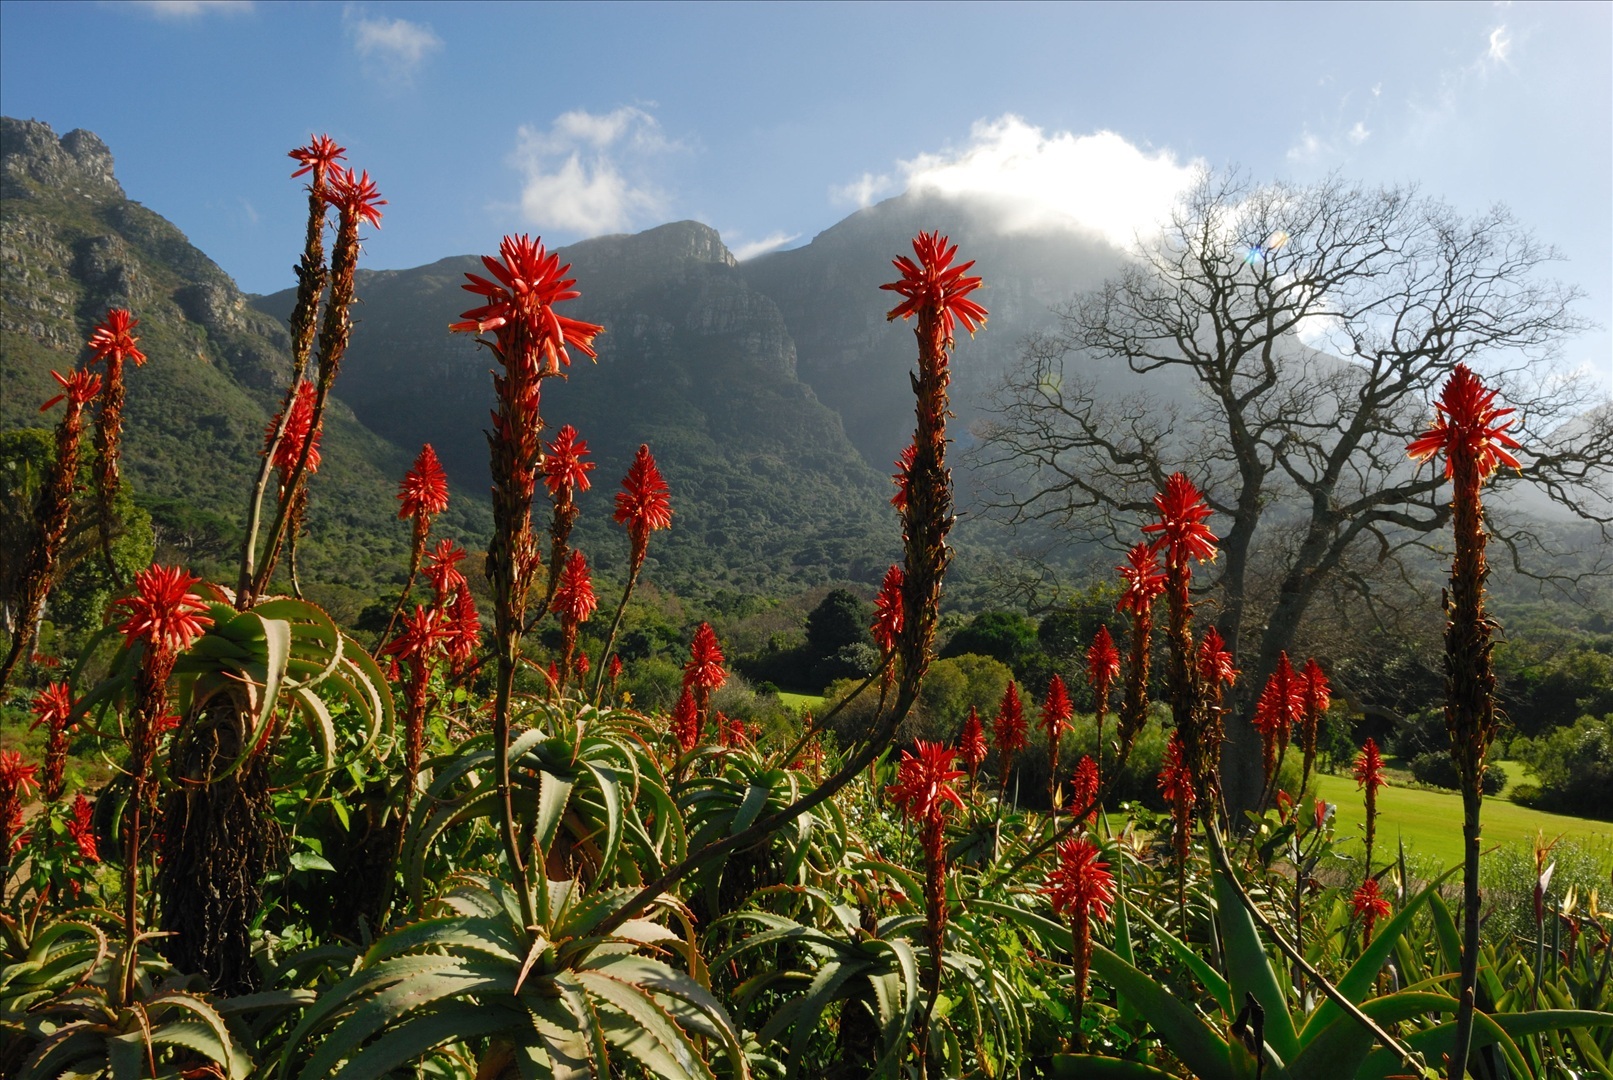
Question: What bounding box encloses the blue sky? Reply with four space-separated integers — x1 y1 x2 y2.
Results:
2 1 1608 389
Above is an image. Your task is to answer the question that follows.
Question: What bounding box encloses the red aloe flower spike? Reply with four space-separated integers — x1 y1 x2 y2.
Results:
1070 754 1100 825
1041 674 1074 808
1142 472 1218 566
552 550 598 627
66 792 99 862
871 565 905 656
0 751 40 859
322 167 386 230
670 687 701 753
959 707 988 778
289 134 346 181
891 442 916 511
1252 651 1303 788
1116 541 1166 615
398 444 450 524
1196 626 1238 688
682 620 728 723
574 653 590 680
1087 625 1120 706
87 309 147 369
1040 674 1074 741
1043 836 1118 923
40 369 102 413
994 681 1027 799
267 381 321 479
1354 736 1387 876
115 565 214 656
1407 363 1522 480
543 425 594 497
450 234 603 369
608 653 623 686
552 549 597 687
447 587 482 668
614 444 673 570
424 539 468 601
1351 877 1392 941
384 604 450 813
888 738 967 1033
888 740 968 829
881 231 988 344
1042 835 1116 1050
1299 657 1331 789
30 681 76 802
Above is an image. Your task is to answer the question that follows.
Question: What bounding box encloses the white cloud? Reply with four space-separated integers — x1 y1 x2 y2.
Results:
344 6 441 82
840 116 1200 250
1348 121 1371 145
730 231 801 261
1487 24 1512 64
123 0 251 18
832 171 897 209
512 107 673 236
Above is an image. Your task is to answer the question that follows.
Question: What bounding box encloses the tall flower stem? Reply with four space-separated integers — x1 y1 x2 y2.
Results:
591 233 983 945
240 138 340 603
1407 364 1518 1080
0 371 100 694
247 169 381 606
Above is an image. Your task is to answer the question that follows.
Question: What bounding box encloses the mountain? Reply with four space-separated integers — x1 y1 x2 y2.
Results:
741 192 1135 473
0 117 481 615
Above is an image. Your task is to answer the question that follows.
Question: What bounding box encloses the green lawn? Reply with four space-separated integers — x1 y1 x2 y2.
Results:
776 692 825 713
1313 765 1613 872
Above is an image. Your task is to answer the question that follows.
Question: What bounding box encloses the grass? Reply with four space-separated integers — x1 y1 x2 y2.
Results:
1313 762 1613 873
776 691 826 713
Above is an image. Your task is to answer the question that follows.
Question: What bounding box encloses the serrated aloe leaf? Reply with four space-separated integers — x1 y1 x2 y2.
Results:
1212 864 1299 1064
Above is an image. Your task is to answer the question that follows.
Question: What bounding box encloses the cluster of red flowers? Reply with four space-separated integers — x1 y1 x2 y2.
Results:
959 707 988 778
614 444 673 574
544 425 595 497
871 565 905 657
993 682 1027 794
1252 651 1303 786
0 751 39 858
1069 755 1099 824
881 231 987 345
30 681 75 803
398 444 450 527
267 381 321 480
1351 877 1392 941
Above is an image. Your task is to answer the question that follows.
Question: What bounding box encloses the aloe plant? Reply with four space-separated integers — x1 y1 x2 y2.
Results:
279 874 746 1080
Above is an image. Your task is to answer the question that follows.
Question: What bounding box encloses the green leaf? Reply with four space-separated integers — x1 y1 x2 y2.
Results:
1286 991 1455 1080
288 851 336 874
1427 892 1463 974
328 1002 518 1080
1213 864 1299 1064
1127 901 1231 1018
1050 1055 1187 1079
578 970 716 1080
1297 866 1459 1048
1088 944 1236 1080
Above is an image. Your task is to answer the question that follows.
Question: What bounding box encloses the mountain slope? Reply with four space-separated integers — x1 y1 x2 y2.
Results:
253 222 901 594
0 117 474 604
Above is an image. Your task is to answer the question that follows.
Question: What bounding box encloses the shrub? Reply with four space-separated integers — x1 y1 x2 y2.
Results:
1512 713 1613 820
1480 836 1613 941
1408 751 1508 795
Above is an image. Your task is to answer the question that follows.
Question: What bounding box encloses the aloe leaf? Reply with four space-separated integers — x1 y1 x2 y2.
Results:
327 1002 518 1080
580 761 623 881
1286 991 1455 1080
297 966 508 1080
1127 901 1232 1017
1212 864 1299 1063
1427 892 1463 974
1297 865 1459 1047
579 970 717 1080
1353 1007 1606 1080
147 1017 249 1080
1049 1055 1186 1079
1088 944 1237 1080
361 915 522 966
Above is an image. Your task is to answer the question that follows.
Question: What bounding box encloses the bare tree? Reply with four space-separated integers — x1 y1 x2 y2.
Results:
976 171 1612 813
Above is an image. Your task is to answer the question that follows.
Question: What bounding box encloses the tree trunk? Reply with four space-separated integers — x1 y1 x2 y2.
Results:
157 684 282 993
